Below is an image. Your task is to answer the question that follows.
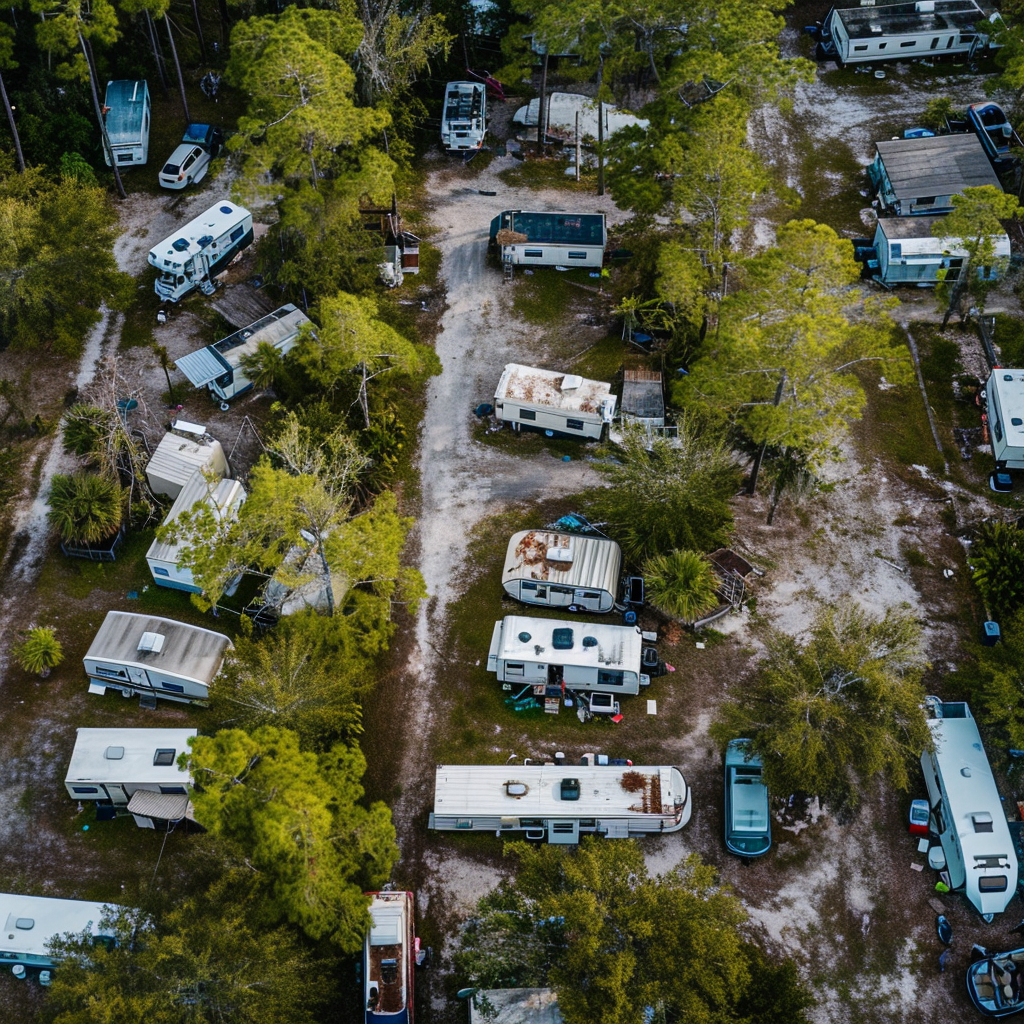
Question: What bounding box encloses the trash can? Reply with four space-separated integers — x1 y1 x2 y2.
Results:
983 621 1001 646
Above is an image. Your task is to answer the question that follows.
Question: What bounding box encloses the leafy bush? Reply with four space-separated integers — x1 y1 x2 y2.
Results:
644 550 721 622
960 608 1024 751
971 522 1024 617
61 404 112 459
47 472 124 545
14 626 64 677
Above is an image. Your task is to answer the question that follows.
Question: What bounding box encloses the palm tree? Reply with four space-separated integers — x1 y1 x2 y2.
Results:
643 549 722 623
47 473 124 546
14 627 64 678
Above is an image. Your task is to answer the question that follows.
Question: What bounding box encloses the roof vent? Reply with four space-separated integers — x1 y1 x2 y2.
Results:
518 631 532 643
552 628 574 650
560 778 581 801
1004 373 1014 381
505 781 529 797
105 746 125 760
138 632 165 654
153 749 176 767
171 238 190 252
582 636 598 648
961 767 972 777
219 205 234 214
1013 418 1023 426
547 545 573 562
561 374 584 391
15 919 34 931
972 811 994 833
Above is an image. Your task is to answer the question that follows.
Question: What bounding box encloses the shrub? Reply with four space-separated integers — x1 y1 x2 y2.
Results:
47 472 124 545
14 627 64 677
644 549 721 622
972 522 1024 617
62 404 112 459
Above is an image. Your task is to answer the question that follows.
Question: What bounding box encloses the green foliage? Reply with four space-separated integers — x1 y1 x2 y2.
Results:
13 625 64 676
971 521 1024 617
61 403 112 459
712 603 931 812
188 726 398 949
587 421 739 562
643 550 721 622
965 608 1024 750
920 96 956 132
46 472 123 544
57 150 96 184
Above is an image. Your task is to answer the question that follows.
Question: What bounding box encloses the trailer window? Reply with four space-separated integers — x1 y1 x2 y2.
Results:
979 875 1009 892
161 682 185 693
566 418 584 431
230 225 245 243
506 663 525 676
853 44 868 51
519 409 536 421
900 40 916 47
567 252 587 260
159 786 187 794
524 249 543 258
993 417 1003 442
931 36 940 49
153 567 170 577
71 787 100 795
93 666 126 679
597 670 625 687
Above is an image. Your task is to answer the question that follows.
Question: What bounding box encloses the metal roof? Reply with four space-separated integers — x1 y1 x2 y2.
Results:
621 370 665 422
126 789 193 821
492 615 642 670
835 0 984 39
490 210 606 246
495 364 614 416
65 728 196 785
85 611 232 686
987 369 1024 449
875 134 1000 200
145 433 226 493
210 305 309 367
502 530 622 593
103 80 148 145
174 347 229 388
0 894 118 959
874 216 1010 257
146 470 246 566
147 201 251 272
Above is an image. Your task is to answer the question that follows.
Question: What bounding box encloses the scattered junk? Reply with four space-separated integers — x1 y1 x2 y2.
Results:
64 728 202 831
363 197 420 288
83 611 232 706
677 75 732 108
148 200 254 302
511 92 649 142
869 134 1001 217
173 304 311 409
723 739 772 859
199 71 221 102
814 0 991 66
966 101 1023 168
489 210 607 268
937 914 954 945
689 549 756 629
921 699 1019 921
363 891 421 1023
487 615 653 697
144 422 229 500
0 893 121 971
493 364 616 440
145 470 247 593
501 530 623 613
984 369 1024 470
441 80 487 154
429 763 692 842
158 123 224 190
102 79 150 167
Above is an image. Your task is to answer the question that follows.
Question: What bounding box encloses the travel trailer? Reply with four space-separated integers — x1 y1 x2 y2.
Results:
441 80 486 153
84 610 232 705
502 530 622 613
487 615 650 696
103 79 150 166
872 216 1010 286
489 210 607 267
145 424 228 500
429 763 692 842
364 891 418 1023
148 200 253 302
985 369 1024 470
494 364 616 440
174 305 312 409
920 700 1019 920
0 894 119 969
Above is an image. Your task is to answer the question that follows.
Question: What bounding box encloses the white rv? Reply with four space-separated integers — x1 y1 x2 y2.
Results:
103 79 150 166
174 305 311 409
146 469 247 593
494 364 617 440
429 763 692 843
148 200 254 302
985 369 1024 470
488 615 648 696
489 210 607 268
921 700 1019 920
84 611 232 705
441 80 486 153
0 894 120 969
502 530 622 613
145 424 228 500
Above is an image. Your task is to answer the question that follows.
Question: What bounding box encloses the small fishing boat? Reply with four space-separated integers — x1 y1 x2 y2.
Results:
967 948 1024 1017
967 102 1022 164
441 81 486 154
365 891 418 1024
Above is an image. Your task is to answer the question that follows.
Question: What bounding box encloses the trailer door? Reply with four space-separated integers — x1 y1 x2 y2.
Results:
103 784 129 805
128 667 152 690
547 820 580 844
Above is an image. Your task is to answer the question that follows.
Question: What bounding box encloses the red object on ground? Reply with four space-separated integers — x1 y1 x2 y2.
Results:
665 663 676 672
611 714 624 724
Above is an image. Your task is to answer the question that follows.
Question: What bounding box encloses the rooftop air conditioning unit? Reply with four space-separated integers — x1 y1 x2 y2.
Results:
137 632 166 654
561 374 583 391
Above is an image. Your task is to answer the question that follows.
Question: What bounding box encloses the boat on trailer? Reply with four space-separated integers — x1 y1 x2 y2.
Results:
967 102 1023 166
967 947 1024 1017
365 891 417 1024
441 81 486 154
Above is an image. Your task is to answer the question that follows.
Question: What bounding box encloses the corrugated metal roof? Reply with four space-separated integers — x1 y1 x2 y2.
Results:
146 433 225 495
836 0 984 39
502 531 621 593
146 471 246 566
126 790 193 821
211 306 309 367
104 80 148 145
621 370 665 422
175 347 228 387
874 217 1010 257
875 134 1000 199
495 364 612 415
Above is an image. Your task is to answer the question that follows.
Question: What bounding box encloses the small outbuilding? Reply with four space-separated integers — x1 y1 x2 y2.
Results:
872 216 1010 285
869 134 1002 216
502 530 622 613
0 894 120 969
145 423 228 500
84 610 232 705
103 79 150 166
494 364 616 440
489 210 606 267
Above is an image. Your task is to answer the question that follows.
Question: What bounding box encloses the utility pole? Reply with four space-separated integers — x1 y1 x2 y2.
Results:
596 57 605 196
537 50 549 150
747 374 785 496
575 110 581 181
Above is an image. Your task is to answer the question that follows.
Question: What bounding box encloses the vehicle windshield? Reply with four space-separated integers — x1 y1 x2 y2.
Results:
162 163 180 175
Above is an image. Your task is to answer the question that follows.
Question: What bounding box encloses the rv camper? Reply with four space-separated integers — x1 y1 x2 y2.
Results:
364 891 417 1024
985 368 1024 470
148 200 254 302
84 610 232 705
0 894 120 969
174 305 311 409
920 700 1019 920
146 469 246 593
429 763 692 842
502 530 622 613
487 615 649 696
872 216 1010 286
494 364 616 440
145 423 228 500
441 80 486 153
103 80 150 166
489 210 607 267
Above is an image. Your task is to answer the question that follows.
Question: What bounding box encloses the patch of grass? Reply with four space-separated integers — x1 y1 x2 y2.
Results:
511 266 598 326
901 546 929 568
992 313 1024 366
573 335 624 382
472 420 596 460
497 155 598 193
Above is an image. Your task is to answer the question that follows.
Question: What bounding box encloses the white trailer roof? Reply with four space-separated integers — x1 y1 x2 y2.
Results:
502 530 622 594
148 200 250 274
988 369 1024 446
85 611 232 686
494 615 641 669
65 728 197 785
433 764 686 818
146 433 226 495
146 470 246 566
495 364 615 417
0 894 118 959
874 217 1011 258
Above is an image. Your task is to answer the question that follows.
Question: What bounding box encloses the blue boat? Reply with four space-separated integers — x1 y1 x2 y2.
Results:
967 102 1022 164
724 739 772 858
967 948 1024 1017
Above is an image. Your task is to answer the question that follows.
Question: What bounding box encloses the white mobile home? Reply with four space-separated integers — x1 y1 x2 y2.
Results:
174 305 312 409
429 763 692 842
441 80 486 153
986 369 1024 469
146 469 246 593
494 364 616 440
103 80 150 166
502 530 622 613
84 610 232 705
488 615 647 696
148 200 254 302
65 728 196 808
145 427 228 500
819 0 989 66
920 701 1019 920
489 210 607 267
873 216 1010 286
0 894 119 969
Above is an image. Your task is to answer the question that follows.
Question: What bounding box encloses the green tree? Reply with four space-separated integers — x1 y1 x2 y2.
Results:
188 727 397 949
963 607 1024 750
712 602 931 813
587 421 740 562
14 625 64 677
0 25 25 172
643 549 721 623
47 472 123 545
61 403 113 459
971 521 1024 617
